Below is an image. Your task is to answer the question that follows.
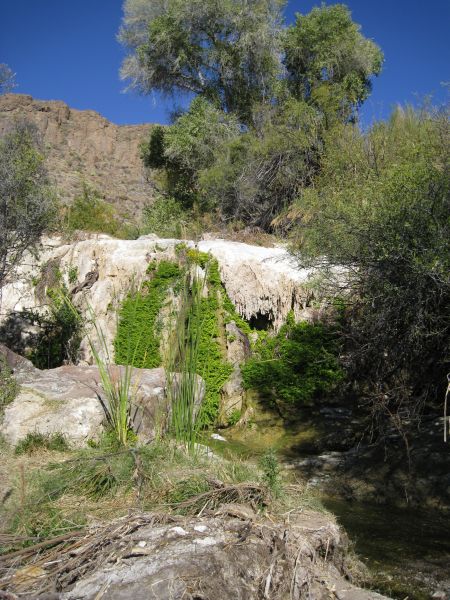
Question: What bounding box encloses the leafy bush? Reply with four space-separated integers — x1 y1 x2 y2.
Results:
142 196 192 238
200 99 323 228
27 286 83 369
0 121 56 287
242 313 343 407
63 183 137 239
292 105 450 430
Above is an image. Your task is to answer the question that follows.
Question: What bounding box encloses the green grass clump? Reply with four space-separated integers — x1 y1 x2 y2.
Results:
15 432 69 455
259 449 281 497
114 260 181 368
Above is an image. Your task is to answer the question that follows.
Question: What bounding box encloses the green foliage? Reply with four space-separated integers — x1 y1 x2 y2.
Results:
194 293 233 426
115 260 181 369
68 265 78 284
27 285 83 369
191 258 233 426
0 355 18 417
15 432 69 455
142 195 192 238
227 409 241 427
292 104 450 428
119 0 284 123
0 121 56 287
283 4 383 123
200 98 323 228
242 313 343 407
64 183 137 239
259 449 281 496
141 125 167 169
128 3 384 229
141 98 239 207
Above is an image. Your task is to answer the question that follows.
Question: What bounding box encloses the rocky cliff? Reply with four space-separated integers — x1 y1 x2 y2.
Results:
0 93 154 217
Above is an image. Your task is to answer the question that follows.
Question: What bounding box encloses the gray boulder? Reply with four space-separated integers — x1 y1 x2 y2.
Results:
0 346 204 447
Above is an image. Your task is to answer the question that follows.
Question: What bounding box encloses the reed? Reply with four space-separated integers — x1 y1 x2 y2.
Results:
165 267 205 452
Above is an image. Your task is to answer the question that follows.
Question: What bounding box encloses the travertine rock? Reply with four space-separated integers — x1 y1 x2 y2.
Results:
220 321 251 424
0 93 154 217
0 236 321 365
198 239 317 330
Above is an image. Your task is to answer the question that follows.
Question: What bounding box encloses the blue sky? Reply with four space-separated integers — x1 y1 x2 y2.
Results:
1 0 449 127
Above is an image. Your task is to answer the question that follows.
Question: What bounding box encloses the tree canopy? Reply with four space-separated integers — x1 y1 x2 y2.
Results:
0 122 55 290
119 0 285 122
283 4 383 123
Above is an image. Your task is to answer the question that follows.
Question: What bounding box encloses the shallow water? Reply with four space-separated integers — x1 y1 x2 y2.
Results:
323 498 450 599
209 401 450 599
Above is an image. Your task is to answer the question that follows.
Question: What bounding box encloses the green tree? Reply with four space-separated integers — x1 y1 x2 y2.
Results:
283 4 383 124
200 98 323 228
141 97 239 207
0 122 55 290
119 0 284 122
291 105 450 432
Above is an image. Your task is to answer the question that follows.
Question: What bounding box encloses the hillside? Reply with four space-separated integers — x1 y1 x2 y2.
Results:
0 93 154 217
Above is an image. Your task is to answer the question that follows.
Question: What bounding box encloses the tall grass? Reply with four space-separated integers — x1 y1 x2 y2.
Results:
165 267 205 452
65 294 144 447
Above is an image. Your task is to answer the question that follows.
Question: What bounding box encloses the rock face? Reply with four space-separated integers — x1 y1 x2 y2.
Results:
0 93 154 217
198 239 317 330
220 321 251 424
0 235 320 366
0 345 203 447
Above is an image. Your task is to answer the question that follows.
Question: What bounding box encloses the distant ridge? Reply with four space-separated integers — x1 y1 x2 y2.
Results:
0 93 156 217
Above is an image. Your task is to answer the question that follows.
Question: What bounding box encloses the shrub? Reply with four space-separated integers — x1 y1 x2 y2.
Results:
64 183 137 239
259 449 281 496
142 196 192 238
241 313 343 408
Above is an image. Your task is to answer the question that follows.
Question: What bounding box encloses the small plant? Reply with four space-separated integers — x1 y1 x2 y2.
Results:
0 355 18 417
259 449 281 496
68 265 78 284
227 409 241 427
165 268 205 451
15 432 69 455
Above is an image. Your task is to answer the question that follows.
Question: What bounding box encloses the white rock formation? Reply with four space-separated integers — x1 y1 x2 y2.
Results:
198 239 316 330
0 234 319 363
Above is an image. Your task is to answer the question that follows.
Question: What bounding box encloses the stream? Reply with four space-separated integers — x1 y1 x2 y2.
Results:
207 399 450 600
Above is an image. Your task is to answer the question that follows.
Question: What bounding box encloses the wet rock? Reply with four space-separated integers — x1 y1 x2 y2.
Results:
220 321 251 424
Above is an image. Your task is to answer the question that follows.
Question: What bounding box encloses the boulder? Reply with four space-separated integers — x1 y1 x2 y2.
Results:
0 509 390 600
0 347 204 447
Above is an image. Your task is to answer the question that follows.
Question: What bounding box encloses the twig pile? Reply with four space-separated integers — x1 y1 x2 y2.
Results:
0 513 176 596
